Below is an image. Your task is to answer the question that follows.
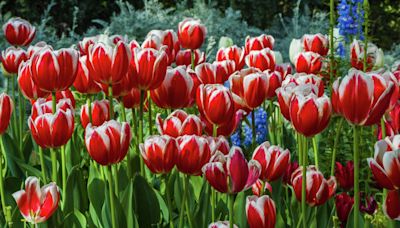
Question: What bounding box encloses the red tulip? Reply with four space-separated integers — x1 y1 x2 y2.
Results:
195 61 236 84
282 73 325 97
282 161 299 185
275 63 292 80
291 166 337 206
80 100 110 128
208 221 238 228
18 60 50 100
156 110 203 137
276 83 297 121
130 47 168 90
368 135 400 190
88 37 131 85
175 49 205 67
142 29 180 65
140 135 178 174
335 192 354 225
110 34 128 44
384 189 400 220
178 18 207 50
101 70 134 97
1 47 27 74
196 84 235 126
246 195 276 228
245 48 276 71
121 87 142 109
78 36 98 55
176 135 211 176
252 142 290 182
378 102 400 139
203 147 261 193
0 93 13 134
206 136 230 155
202 110 244 137
85 120 131 166
45 89 76 108
30 46 79 92
350 39 380 71
251 179 273 196
151 66 195 109
335 161 354 190
31 98 74 121
12 177 59 224
294 52 323 74
216 45 246 71
27 42 48 58
332 69 395 126
245 34 275 53
73 55 102 94
360 193 377 215
3 17 35 46
302 33 329 56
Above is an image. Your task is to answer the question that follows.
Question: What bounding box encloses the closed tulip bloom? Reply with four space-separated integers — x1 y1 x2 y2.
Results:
12 177 59 224
27 42 49 58
175 49 205 67
378 102 400 139
263 70 283 99
251 179 273 196
350 39 381 71
101 70 134 97
196 84 235 126
85 120 131 166
130 47 169 90
178 18 207 50
276 83 298 121
384 189 400 220
282 73 325 97
289 39 303 64
78 36 98 55
151 66 194 109
30 46 79 92
335 192 354 225
335 161 354 190
195 61 236 84
216 45 246 71
302 33 329 56
156 110 202 137
291 166 337 206
203 147 261 193
208 221 238 228
18 60 50 100
140 135 178 174
360 193 378 215
245 48 276 71
282 161 299 185
245 34 275 53
0 93 13 135
176 135 211 175
332 69 395 126
142 30 180 65
45 89 76 108
121 87 142 109
3 17 35 46
206 136 230 155
275 63 292 80
289 85 331 137
202 110 244 137
31 98 73 121
1 47 27 74
88 36 131 85
246 195 276 228
252 142 290 182
80 100 110 129
294 52 323 74
73 55 102 94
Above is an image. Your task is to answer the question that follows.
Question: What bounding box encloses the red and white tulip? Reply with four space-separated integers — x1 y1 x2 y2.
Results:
3 17 35 46
156 110 203 137
178 18 207 50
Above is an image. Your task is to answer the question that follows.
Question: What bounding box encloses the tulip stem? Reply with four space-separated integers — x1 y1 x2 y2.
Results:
312 137 318 169
211 124 217 222
301 135 308 228
105 166 117 228
139 90 145 177
184 175 193 228
269 100 276 145
50 149 57 183
38 146 47 184
11 76 22 159
120 104 126 122
330 118 344 176
329 0 335 83
147 91 153 135
353 125 360 228
164 175 174 228
61 145 67 208
178 174 189 228
228 194 234 228
18 87 24 153
108 85 114 119
251 110 256 147
86 96 92 124
191 50 195 70
0 136 11 225
112 165 119 196
52 92 57 113
363 0 369 72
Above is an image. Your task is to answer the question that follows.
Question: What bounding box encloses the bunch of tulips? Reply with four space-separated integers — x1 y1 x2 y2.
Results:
0 9 400 228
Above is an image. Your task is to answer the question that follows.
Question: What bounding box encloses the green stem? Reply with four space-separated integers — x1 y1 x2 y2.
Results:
108 85 114 119
147 91 153 135
251 110 256 146
18 87 24 152
86 96 92 124
301 135 308 228
61 145 67 208
120 105 126 122
105 166 117 228
11 77 23 160
184 175 193 228
52 92 57 113
353 125 360 228
178 175 188 228
50 149 57 183
329 0 335 84
38 146 47 184
112 165 119 195
330 118 344 176
285 186 293 226
139 91 145 176
211 124 217 222
269 101 276 145
228 194 234 228
363 0 369 72
191 50 195 70
312 137 318 169
164 175 174 228
0 136 11 225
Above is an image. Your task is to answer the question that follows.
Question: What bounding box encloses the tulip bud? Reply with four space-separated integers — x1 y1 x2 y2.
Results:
245 34 275 53
177 135 211 176
289 39 303 64
245 48 276 71
18 60 51 100
384 189 400 220
0 93 13 135
73 55 102 94
218 36 234 49
350 39 381 72
294 52 323 74
246 195 276 228
178 18 207 50
1 47 27 75
3 17 36 46
80 100 110 129
335 192 354 226
216 45 246 71
156 110 203 137
335 161 354 190
143 29 180 65
195 61 236 84
302 33 329 56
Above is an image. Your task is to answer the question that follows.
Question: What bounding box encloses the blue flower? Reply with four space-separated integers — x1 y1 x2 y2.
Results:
337 0 364 42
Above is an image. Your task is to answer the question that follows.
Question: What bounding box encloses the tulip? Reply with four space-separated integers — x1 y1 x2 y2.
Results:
251 179 273 196
294 52 323 74
282 73 325 96
282 161 299 185
1 47 27 74
360 193 377 215
289 85 332 137
73 55 102 94
206 136 230 155
350 39 381 71
245 48 276 71
31 98 74 121
245 34 275 53
176 135 211 176
275 63 292 79
27 41 48 58
202 110 244 137
0 93 13 135
216 45 246 71
384 189 400 220
85 120 131 166
121 87 142 109
332 69 395 126
276 83 297 121
263 70 283 99
142 29 180 65
45 89 76 108
291 166 337 206
252 142 290 182
101 70 134 97
289 38 303 64
302 33 329 56
12 177 59 224
88 36 131 85
30 46 79 92
178 18 207 50
110 34 128 44
3 17 35 46
196 84 235 126
208 221 238 228
139 135 178 174
335 192 354 225
78 36 98 55
156 110 202 137
176 49 205 67
246 195 276 228
18 60 50 100
335 161 354 190
195 61 236 84
150 66 195 109
203 147 261 193
130 47 169 90
378 102 400 139
80 100 110 128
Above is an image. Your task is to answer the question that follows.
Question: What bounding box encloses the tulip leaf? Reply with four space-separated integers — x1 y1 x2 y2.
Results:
234 191 248 228
87 165 106 226
64 165 88 214
345 206 365 228
121 179 139 228
155 188 169 224
1 133 23 177
63 209 87 228
194 182 210 228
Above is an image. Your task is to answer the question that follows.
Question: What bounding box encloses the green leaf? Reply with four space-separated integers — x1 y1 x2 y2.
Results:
64 165 87 214
87 165 106 226
122 180 138 228
234 192 248 228
194 180 210 228
155 189 169 224
1 133 22 177
345 207 365 228
63 209 87 228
